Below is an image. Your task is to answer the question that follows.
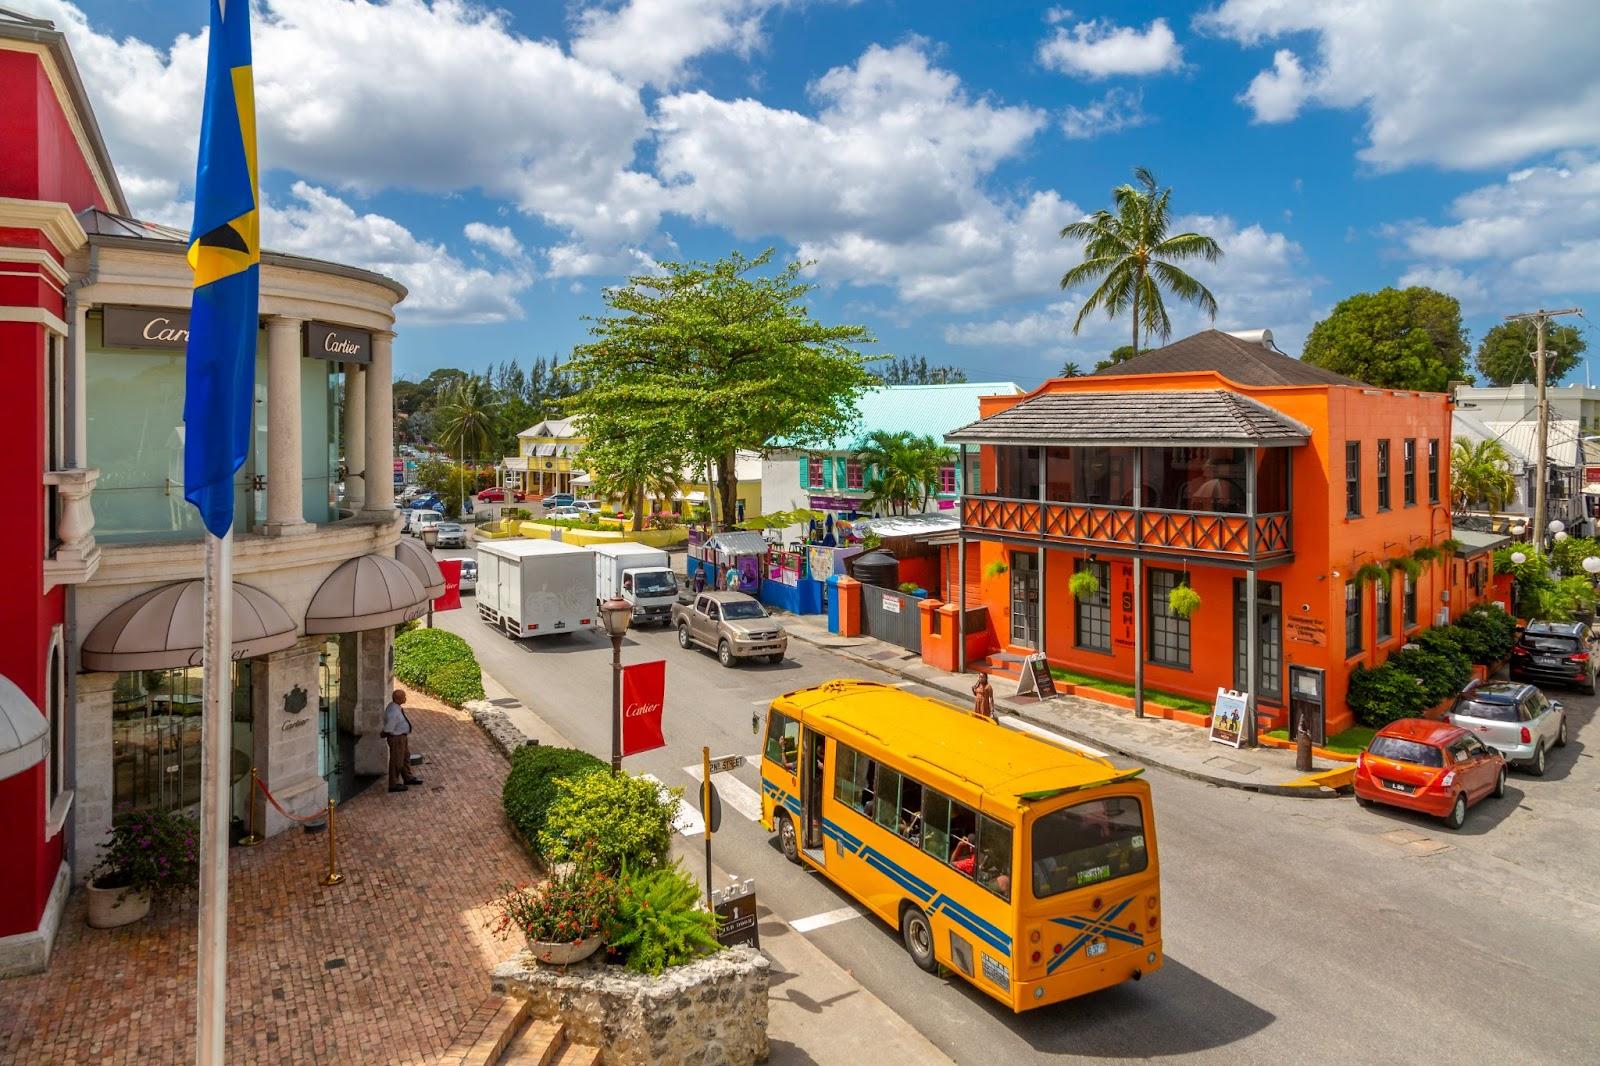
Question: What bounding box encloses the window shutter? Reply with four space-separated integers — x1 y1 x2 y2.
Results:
834 456 849 489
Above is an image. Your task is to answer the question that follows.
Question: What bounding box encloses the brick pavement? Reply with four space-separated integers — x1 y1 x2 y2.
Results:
0 689 534 1066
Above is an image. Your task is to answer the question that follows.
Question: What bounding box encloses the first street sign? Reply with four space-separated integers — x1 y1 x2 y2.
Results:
707 754 746 775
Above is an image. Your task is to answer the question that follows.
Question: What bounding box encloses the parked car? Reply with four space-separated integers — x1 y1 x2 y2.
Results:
476 487 526 503
672 591 787 667
541 492 576 509
458 558 477 595
1509 620 1596 693
434 522 467 549
573 499 605 514
410 510 445 538
1448 679 1567 776
1354 719 1506 830
547 506 586 520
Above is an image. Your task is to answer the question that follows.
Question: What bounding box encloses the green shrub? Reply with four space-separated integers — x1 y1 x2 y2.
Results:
426 658 485 705
540 770 677 874
394 628 473 687
604 862 720 975
1386 643 1469 706
502 745 607 854
1347 662 1429 727
1068 569 1099 600
396 618 423 637
1455 605 1516 661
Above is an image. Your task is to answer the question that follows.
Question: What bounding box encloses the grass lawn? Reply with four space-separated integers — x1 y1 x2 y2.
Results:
1048 668 1213 715
1265 724 1376 756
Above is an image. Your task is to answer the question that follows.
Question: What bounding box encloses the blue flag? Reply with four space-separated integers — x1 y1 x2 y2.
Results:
183 0 260 537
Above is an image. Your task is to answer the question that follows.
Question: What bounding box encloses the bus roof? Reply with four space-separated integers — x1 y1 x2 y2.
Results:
773 680 1141 816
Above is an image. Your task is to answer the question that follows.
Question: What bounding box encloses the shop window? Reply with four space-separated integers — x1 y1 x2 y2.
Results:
111 663 254 817
1257 448 1290 512
1345 442 1362 517
807 456 824 488
1345 583 1364 657
1147 568 1190 669
1376 440 1391 511
1403 440 1417 506
1140 446 1246 513
996 446 1042 499
938 465 957 495
846 461 864 490
1074 560 1111 653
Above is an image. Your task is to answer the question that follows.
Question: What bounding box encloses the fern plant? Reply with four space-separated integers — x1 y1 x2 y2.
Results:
1068 568 1100 600
983 560 1009 579
1410 545 1441 566
1386 555 1424 581
604 862 720 975
1168 583 1201 619
1352 562 1388 588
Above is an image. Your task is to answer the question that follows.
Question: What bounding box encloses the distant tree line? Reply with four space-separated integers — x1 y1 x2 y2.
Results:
875 355 967 385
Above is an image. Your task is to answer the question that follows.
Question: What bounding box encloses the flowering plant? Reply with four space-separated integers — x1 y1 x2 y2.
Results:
91 809 200 902
491 868 617 944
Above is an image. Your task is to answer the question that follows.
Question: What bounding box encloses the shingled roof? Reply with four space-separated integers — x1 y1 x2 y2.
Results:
945 389 1311 447
1096 330 1366 387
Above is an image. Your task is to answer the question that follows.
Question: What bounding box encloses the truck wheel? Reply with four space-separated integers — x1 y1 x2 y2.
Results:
718 640 735 668
677 624 692 649
900 906 938 973
778 813 800 864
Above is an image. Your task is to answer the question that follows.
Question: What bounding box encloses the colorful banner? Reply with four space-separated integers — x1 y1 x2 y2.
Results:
433 558 463 612
621 660 667 757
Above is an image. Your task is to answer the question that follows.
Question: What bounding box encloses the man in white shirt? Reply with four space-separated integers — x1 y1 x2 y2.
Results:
382 689 422 792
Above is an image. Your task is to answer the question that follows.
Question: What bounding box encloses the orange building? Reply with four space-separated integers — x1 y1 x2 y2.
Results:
939 330 1499 740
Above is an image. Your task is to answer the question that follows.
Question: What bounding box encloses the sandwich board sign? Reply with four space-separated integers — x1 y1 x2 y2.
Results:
1209 688 1248 748
1015 653 1059 700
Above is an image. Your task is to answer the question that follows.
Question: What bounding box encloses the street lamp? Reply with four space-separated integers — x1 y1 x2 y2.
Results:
1549 519 1566 535
1556 530 1570 542
1584 556 1600 575
1511 551 1528 566
599 595 632 773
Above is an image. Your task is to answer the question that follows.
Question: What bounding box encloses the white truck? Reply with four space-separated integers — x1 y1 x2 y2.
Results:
476 539 595 639
592 543 678 625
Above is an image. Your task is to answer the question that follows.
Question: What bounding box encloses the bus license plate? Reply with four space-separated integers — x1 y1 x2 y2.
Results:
1088 941 1107 958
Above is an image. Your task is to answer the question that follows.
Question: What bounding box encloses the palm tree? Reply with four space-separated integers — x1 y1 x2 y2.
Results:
1059 361 1083 377
853 431 950 516
1451 437 1517 513
1059 167 1223 355
434 376 501 513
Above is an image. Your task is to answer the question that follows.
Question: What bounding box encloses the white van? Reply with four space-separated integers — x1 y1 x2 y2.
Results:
409 510 445 538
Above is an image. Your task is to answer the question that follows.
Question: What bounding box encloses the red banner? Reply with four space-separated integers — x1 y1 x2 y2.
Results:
621 659 667 757
433 558 463 612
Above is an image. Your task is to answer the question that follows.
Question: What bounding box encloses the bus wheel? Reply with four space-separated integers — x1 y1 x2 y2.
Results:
900 906 937 973
778 814 800 864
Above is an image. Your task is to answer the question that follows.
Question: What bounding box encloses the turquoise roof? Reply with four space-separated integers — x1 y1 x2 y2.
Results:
812 383 1022 452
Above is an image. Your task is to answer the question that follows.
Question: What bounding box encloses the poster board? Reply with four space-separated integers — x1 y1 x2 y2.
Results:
1015 653 1059 700
1209 688 1248 748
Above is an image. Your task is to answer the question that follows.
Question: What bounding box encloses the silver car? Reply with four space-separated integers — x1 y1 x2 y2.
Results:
458 558 477 594
1448 680 1568 777
434 522 467 548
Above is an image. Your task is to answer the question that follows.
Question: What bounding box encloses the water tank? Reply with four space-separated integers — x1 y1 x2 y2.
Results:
851 549 900 589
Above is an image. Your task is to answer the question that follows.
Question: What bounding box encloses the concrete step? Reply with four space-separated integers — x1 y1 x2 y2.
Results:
550 1040 601 1066
441 995 529 1066
975 654 1024 679
496 1019 564 1066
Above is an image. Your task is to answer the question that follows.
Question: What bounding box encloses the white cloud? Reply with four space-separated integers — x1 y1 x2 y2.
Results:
463 222 525 260
1037 17 1183 79
1060 88 1148 139
1201 0 1600 169
265 183 531 324
571 0 774 89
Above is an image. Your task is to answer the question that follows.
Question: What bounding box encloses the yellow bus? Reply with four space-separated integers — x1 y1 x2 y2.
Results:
759 679 1161 1012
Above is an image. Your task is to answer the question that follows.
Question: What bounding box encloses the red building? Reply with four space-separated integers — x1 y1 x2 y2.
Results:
0 9 124 975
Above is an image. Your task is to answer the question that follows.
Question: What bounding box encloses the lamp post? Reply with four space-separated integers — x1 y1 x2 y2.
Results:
599 596 632 773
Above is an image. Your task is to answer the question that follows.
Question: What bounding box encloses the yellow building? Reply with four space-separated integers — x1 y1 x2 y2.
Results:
644 450 764 524
502 417 585 497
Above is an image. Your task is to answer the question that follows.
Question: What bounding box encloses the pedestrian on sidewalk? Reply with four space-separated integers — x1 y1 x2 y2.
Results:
382 689 423 792
693 566 706 595
971 672 995 722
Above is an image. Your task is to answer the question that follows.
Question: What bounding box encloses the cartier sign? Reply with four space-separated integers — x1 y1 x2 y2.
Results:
103 306 192 350
305 321 372 364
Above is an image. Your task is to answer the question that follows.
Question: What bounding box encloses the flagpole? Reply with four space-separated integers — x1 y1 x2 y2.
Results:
196 526 233 1065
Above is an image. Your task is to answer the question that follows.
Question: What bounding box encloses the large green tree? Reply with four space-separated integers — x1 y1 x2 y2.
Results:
578 431 685 531
1059 167 1223 355
1303 287 1471 390
1474 321 1587 386
564 249 878 529
851 431 950 516
434 376 501 512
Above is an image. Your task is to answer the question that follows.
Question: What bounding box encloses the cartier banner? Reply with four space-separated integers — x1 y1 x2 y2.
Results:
433 559 463 613
103 306 192 350
620 659 667 757
305 321 372 364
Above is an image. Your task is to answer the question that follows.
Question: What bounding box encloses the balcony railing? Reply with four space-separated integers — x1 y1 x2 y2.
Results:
961 495 1292 559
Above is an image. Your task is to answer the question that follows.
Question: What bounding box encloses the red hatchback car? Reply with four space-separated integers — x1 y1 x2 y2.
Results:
1354 718 1507 830
476 487 525 503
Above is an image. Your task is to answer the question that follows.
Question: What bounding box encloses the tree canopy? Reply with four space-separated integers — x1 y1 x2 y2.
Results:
1302 287 1471 391
851 431 949 516
1452 437 1517 513
1474 321 1587 386
877 355 967 384
563 249 878 528
1094 344 1138 372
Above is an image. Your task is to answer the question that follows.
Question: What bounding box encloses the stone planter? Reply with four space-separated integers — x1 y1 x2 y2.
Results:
493 945 769 1066
526 935 602 966
86 880 150 929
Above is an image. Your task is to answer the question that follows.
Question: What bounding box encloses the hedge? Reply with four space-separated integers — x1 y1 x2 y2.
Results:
502 745 607 857
394 628 484 706
1346 606 1516 727
426 658 485 705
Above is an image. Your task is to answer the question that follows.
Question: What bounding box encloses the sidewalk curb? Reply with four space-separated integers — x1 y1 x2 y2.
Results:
782 625 1348 800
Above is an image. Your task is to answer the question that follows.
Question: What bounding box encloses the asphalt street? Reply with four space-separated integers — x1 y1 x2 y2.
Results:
433 544 1598 1064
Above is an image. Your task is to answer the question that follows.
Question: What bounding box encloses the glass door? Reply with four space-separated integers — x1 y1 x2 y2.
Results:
1233 579 1283 703
1010 552 1039 648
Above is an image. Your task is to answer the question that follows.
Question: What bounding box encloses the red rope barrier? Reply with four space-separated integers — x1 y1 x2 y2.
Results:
254 774 330 825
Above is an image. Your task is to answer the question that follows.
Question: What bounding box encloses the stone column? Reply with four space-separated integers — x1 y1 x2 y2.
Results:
252 638 327 836
264 316 310 534
362 331 395 516
72 672 117 877
351 626 393 776
344 363 366 511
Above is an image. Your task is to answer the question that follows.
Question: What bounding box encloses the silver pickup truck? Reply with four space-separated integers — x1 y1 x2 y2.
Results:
672 591 787 667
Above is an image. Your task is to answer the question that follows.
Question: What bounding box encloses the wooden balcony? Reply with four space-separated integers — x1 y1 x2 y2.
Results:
961 495 1292 560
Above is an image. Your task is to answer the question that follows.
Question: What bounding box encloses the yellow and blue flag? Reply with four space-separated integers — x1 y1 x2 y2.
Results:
183 0 260 537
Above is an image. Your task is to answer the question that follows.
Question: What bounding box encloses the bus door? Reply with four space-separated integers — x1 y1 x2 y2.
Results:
801 728 827 861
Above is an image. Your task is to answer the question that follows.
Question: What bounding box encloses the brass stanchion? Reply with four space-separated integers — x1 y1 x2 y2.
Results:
239 768 263 847
321 798 344 886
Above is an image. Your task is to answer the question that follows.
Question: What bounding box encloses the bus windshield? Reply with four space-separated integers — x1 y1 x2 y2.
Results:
1030 795 1148 898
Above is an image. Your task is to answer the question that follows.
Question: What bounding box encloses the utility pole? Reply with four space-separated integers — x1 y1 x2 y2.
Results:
1506 308 1582 549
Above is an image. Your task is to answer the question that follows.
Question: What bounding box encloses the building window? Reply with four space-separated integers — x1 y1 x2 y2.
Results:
112 663 254 817
846 461 864 490
1147 568 1190 669
1375 575 1393 643
45 626 67 827
1345 582 1364 657
1376 440 1391 511
807 456 824 488
1345 442 1362 517
1403 571 1418 629
1427 439 1440 503
1403 440 1417 506
964 448 982 496
1074 560 1111 653
45 333 66 554
938 464 958 495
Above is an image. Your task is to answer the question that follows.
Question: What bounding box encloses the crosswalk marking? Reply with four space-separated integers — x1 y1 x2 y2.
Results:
642 773 705 837
790 906 864 934
682 763 765 822
996 714 1109 758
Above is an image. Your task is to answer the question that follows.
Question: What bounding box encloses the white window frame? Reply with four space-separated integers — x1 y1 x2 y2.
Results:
44 623 72 840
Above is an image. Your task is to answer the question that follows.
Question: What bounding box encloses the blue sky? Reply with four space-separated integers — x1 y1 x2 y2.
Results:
38 0 1600 386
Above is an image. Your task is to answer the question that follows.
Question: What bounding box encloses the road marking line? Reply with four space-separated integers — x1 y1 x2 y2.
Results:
643 773 704 837
997 715 1108 758
790 906 864 934
681 764 765 822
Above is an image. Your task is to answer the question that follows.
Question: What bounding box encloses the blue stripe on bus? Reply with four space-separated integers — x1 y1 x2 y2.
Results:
930 894 1012 954
1045 897 1140 974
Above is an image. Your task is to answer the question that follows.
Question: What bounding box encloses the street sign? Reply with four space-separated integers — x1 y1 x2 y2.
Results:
707 754 746 775
713 881 759 950
701 776 723 835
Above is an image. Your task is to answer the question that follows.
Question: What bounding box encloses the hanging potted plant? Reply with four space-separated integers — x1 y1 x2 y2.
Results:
983 560 1008 579
490 867 616 966
1168 582 1202 619
1069 568 1100 600
87 809 200 929
1352 562 1389 587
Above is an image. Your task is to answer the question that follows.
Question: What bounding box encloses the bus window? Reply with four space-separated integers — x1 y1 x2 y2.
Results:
898 777 923 845
874 767 902 832
922 791 951 862
834 746 858 807
1031 796 1148 898
764 711 799 773
948 802 979 879
975 817 1013 902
